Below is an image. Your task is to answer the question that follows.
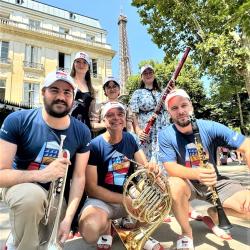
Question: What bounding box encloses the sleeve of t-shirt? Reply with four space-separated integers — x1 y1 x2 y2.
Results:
128 132 139 153
0 111 22 145
77 124 91 154
158 129 177 163
88 141 100 166
207 121 245 149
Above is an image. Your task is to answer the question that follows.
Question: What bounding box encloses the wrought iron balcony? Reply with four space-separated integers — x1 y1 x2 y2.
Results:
0 57 11 64
23 61 44 70
0 17 111 49
57 67 70 73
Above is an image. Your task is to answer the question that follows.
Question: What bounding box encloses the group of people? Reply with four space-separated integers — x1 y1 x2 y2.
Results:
0 51 249 250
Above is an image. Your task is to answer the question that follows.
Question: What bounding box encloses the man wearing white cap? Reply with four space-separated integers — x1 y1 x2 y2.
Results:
89 76 133 135
0 70 91 249
158 88 250 249
78 101 164 250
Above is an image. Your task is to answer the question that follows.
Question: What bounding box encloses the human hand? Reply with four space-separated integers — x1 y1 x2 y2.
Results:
124 195 140 218
196 163 217 186
58 217 72 245
39 157 71 183
137 129 149 142
145 161 161 177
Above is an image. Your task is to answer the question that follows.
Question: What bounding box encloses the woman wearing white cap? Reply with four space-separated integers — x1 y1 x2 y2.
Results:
129 64 169 161
89 76 133 136
69 51 95 238
70 51 95 130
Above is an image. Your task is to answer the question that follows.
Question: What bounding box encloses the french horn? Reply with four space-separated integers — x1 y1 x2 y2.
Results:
114 167 172 250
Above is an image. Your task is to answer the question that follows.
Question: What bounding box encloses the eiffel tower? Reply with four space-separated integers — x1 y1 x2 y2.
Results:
118 13 132 94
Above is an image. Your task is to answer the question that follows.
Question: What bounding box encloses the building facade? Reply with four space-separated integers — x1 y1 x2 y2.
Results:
0 0 116 106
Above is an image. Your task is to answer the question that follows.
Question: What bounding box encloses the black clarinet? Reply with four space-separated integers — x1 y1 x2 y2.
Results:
189 114 232 230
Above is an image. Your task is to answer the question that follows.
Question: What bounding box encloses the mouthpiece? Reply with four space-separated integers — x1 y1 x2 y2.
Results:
59 135 67 155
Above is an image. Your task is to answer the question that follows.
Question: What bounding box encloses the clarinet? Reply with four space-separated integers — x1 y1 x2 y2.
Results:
189 114 232 231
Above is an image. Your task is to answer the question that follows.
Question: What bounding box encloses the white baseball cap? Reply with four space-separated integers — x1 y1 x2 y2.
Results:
165 89 190 110
43 70 76 91
140 64 154 74
103 76 120 87
102 102 125 118
74 51 91 65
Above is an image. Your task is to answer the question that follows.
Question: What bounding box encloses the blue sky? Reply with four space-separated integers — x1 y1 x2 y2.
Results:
38 0 165 76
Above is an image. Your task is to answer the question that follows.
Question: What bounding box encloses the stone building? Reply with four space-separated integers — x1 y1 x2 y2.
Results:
0 0 116 106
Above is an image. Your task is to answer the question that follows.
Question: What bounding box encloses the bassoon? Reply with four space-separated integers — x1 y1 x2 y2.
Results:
189 114 232 231
141 46 191 143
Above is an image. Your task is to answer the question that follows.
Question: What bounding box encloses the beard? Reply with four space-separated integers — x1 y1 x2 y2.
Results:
172 117 191 127
43 97 72 118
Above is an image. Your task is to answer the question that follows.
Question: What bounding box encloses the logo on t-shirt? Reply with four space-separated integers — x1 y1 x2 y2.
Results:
185 143 200 168
104 151 130 186
0 123 8 134
232 133 239 141
185 143 209 168
27 141 59 171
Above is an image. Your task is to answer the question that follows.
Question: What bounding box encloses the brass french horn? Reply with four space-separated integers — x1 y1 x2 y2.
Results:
115 167 172 250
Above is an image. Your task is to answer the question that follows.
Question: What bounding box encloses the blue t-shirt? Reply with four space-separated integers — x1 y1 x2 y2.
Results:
0 108 91 187
88 132 139 193
158 119 245 173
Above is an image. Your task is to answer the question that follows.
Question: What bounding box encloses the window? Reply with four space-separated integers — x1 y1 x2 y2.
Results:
0 41 9 62
69 12 76 20
25 44 41 66
23 83 40 106
59 27 69 34
106 60 111 69
29 19 40 29
86 34 95 42
58 52 71 71
0 79 6 99
15 0 24 4
91 59 98 78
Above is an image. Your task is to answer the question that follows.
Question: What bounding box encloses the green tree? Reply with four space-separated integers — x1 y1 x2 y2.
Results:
131 0 250 95
206 80 250 135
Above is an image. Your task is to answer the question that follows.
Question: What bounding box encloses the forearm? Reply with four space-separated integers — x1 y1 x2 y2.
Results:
126 120 133 132
163 162 199 180
244 151 250 169
132 114 141 134
0 169 43 188
64 175 85 223
87 185 123 204
238 138 250 169
90 121 105 131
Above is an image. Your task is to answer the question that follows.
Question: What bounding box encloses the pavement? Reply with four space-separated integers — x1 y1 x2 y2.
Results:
0 163 249 250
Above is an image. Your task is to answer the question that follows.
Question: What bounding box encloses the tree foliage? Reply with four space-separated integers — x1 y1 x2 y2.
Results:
131 0 249 93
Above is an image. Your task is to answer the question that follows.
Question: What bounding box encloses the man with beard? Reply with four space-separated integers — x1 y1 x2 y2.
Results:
0 70 91 250
158 89 250 250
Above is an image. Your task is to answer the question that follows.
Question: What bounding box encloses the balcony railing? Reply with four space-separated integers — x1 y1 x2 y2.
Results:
23 61 44 70
0 57 11 64
56 68 101 79
57 67 70 73
0 17 111 49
